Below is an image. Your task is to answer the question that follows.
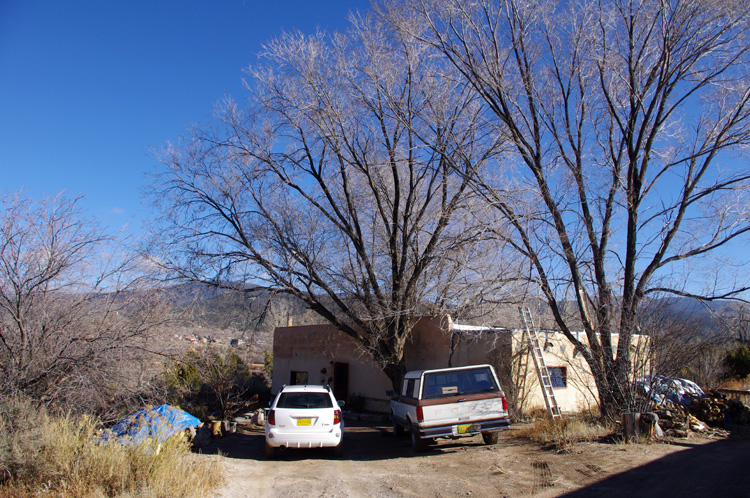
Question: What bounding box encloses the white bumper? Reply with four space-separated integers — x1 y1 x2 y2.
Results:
265 427 343 448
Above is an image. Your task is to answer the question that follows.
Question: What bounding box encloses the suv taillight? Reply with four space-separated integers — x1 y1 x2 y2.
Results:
333 409 341 425
416 406 424 423
268 409 275 425
502 397 508 411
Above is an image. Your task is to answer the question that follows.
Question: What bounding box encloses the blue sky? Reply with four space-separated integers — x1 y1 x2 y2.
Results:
1 0 370 236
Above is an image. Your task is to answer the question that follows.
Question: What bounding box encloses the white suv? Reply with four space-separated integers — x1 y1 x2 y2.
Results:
265 385 345 458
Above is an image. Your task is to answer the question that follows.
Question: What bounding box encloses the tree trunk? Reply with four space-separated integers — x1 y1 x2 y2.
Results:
584 346 632 421
383 359 407 393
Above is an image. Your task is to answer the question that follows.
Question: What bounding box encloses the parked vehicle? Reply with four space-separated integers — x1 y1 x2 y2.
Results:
265 384 345 458
390 364 510 451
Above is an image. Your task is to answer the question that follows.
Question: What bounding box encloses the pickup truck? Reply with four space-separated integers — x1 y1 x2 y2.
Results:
390 364 510 451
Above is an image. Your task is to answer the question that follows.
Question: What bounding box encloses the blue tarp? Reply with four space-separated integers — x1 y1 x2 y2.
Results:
636 375 707 406
101 404 201 446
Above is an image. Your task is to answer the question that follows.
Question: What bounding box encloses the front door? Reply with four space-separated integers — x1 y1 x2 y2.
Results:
333 362 349 403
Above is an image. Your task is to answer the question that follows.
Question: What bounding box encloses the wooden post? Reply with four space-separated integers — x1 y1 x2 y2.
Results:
621 412 640 442
622 412 660 442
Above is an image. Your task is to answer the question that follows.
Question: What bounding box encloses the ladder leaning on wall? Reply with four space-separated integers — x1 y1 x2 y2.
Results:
519 306 562 420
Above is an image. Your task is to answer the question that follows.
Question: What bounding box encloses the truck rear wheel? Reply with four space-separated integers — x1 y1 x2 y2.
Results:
482 431 499 445
392 414 404 437
411 423 427 452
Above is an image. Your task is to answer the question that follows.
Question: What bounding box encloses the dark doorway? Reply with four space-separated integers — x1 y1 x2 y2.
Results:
333 362 349 403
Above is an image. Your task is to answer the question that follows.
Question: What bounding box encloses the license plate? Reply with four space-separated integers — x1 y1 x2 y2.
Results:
456 424 473 434
297 418 312 426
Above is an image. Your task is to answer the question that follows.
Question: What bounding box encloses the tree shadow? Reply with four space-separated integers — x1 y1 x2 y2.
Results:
558 436 750 498
195 418 503 462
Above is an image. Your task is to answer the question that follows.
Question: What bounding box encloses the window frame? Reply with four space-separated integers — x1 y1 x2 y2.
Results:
290 370 309 385
548 366 567 389
403 378 417 398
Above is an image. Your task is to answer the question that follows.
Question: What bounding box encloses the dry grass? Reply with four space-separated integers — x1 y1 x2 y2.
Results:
515 415 611 452
719 377 750 391
0 398 223 498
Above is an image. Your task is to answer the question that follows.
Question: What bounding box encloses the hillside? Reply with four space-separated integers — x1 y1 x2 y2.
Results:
156 284 747 360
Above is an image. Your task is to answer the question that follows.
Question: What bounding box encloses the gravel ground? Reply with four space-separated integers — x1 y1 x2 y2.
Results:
197 417 750 498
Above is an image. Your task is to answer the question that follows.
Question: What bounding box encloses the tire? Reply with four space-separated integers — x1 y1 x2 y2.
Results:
332 440 344 457
265 441 278 459
482 431 499 445
411 423 427 452
392 414 404 437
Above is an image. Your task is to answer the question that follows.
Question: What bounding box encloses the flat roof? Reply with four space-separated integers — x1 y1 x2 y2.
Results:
451 323 645 337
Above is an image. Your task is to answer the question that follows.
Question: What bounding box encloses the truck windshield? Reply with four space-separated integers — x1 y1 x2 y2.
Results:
422 367 499 399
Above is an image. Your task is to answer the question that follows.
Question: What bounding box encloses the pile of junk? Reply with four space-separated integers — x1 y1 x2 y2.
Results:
635 375 750 438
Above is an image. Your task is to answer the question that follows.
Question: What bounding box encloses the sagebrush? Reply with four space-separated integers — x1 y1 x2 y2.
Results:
0 397 223 498
516 416 610 452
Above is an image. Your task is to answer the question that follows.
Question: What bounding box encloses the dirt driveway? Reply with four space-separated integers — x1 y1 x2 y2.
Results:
199 417 750 498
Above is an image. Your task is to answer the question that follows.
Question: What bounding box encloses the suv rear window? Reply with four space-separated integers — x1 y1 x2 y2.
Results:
422 367 499 399
276 392 333 409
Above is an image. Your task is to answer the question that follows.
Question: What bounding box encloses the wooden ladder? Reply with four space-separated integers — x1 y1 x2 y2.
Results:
519 306 562 420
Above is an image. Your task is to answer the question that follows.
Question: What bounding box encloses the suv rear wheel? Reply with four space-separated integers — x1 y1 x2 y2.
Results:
332 440 344 457
265 441 278 459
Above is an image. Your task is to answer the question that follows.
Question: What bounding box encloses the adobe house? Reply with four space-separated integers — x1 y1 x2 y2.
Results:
272 316 648 416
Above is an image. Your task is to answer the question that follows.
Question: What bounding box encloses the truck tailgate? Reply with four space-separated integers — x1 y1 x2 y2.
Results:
422 396 506 427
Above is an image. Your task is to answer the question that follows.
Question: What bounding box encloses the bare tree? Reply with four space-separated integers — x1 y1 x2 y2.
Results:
715 301 750 342
0 192 167 417
393 0 750 417
150 14 509 388
634 299 732 395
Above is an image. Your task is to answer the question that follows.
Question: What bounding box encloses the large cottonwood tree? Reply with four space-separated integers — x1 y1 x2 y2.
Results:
151 15 506 387
393 0 750 416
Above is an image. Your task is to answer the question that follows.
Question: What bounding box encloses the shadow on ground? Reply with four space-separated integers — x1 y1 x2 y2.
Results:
559 435 750 498
196 417 502 462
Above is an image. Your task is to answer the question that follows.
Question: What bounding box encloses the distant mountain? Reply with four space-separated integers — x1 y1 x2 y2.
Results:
453 296 745 339
158 282 747 341
162 282 322 333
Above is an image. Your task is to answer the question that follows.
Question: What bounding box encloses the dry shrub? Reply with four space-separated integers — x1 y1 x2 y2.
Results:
522 407 552 422
516 416 610 452
0 397 223 498
0 395 50 485
719 377 750 391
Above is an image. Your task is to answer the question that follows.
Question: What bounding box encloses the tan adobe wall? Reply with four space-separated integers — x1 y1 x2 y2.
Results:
514 330 598 414
510 330 651 415
272 319 650 416
272 324 393 412
272 317 476 412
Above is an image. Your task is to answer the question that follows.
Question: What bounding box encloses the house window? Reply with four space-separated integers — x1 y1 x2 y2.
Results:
548 367 567 388
290 371 309 385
